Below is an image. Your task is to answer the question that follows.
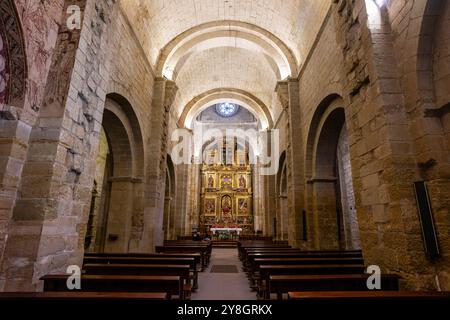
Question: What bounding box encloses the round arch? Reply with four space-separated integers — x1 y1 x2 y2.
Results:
179 88 273 130
0 0 27 108
105 93 145 178
304 93 360 250
305 94 344 179
156 20 298 81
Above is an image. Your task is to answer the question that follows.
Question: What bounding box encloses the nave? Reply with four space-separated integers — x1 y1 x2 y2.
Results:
1 0 450 311
191 248 255 300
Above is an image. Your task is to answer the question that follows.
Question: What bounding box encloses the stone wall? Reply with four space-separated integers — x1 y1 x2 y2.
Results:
0 0 64 286
282 0 450 290
0 0 168 291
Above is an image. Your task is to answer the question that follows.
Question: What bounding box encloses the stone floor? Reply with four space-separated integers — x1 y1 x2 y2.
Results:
191 248 256 300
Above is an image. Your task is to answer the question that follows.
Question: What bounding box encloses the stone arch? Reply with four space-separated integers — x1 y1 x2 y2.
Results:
305 94 343 179
404 0 443 108
179 88 273 130
305 94 360 249
0 0 27 108
88 94 146 253
105 93 145 178
429 0 450 153
156 20 298 81
399 0 450 178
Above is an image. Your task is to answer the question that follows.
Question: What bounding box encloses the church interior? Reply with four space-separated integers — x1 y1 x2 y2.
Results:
1 0 450 306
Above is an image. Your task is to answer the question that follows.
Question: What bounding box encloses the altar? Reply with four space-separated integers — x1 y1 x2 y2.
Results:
210 227 243 240
210 228 243 235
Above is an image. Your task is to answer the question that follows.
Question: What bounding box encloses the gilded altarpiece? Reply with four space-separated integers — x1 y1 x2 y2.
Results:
200 150 253 233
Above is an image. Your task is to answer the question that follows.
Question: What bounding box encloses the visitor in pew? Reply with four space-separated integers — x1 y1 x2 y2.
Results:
192 232 202 241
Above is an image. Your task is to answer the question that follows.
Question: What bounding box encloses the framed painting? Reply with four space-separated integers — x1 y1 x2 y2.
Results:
204 197 217 216
236 197 250 216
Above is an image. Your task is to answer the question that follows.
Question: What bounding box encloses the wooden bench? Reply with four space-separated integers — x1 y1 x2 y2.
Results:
258 264 366 298
245 252 364 272
0 292 168 301
83 257 198 290
267 274 400 300
84 252 202 271
240 248 363 263
247 257 365 288
287 291 450 301
238 243 292 259
41 275 183 300
82 264 192 299
155 246 209 268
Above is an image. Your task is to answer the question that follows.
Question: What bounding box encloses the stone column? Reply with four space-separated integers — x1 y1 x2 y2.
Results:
163 195 172 239
0 0 63 283
0 0 117 291
276 79 306 247
142 78 178 250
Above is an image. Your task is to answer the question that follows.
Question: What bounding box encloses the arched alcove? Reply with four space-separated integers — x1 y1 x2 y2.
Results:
305 95 360 250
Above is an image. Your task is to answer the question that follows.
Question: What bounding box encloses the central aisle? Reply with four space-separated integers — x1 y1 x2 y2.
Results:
191 248 256 300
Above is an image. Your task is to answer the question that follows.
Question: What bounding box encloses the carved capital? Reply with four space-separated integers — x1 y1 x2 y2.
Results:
275 80 289 109
164 80 178 109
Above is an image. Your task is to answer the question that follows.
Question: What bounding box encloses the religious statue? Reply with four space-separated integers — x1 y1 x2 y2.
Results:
221 196 232 221
207 175 214 188
238 175 246 189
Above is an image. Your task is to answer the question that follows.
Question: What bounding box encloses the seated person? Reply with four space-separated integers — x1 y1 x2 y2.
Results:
192 232 202 241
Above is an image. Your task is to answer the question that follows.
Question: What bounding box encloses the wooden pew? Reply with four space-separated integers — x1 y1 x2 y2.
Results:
0 292 168 301
240 248 362 263
287 291 450 301
268 274 400 300
41 275 183 300
238 242 292 259
83 256 198 290
155 245 209 268
244 252 364 272
258 264 366 298
248 257 365 288
163 241 213 258
82 264 192 299
84 252 202 271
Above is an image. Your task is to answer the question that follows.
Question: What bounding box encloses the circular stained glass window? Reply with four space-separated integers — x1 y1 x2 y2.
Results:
215 103 239 117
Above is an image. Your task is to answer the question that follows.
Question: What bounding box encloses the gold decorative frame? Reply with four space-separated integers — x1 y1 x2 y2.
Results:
235 173 249 190
205 173 216 189
203 197 217 216
236 197 250 216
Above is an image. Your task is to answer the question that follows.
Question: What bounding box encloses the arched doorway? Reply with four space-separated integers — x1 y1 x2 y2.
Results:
307 96 361 250
84 94 144 252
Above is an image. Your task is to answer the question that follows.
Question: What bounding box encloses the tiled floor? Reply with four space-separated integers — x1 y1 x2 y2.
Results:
191 248 256 300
